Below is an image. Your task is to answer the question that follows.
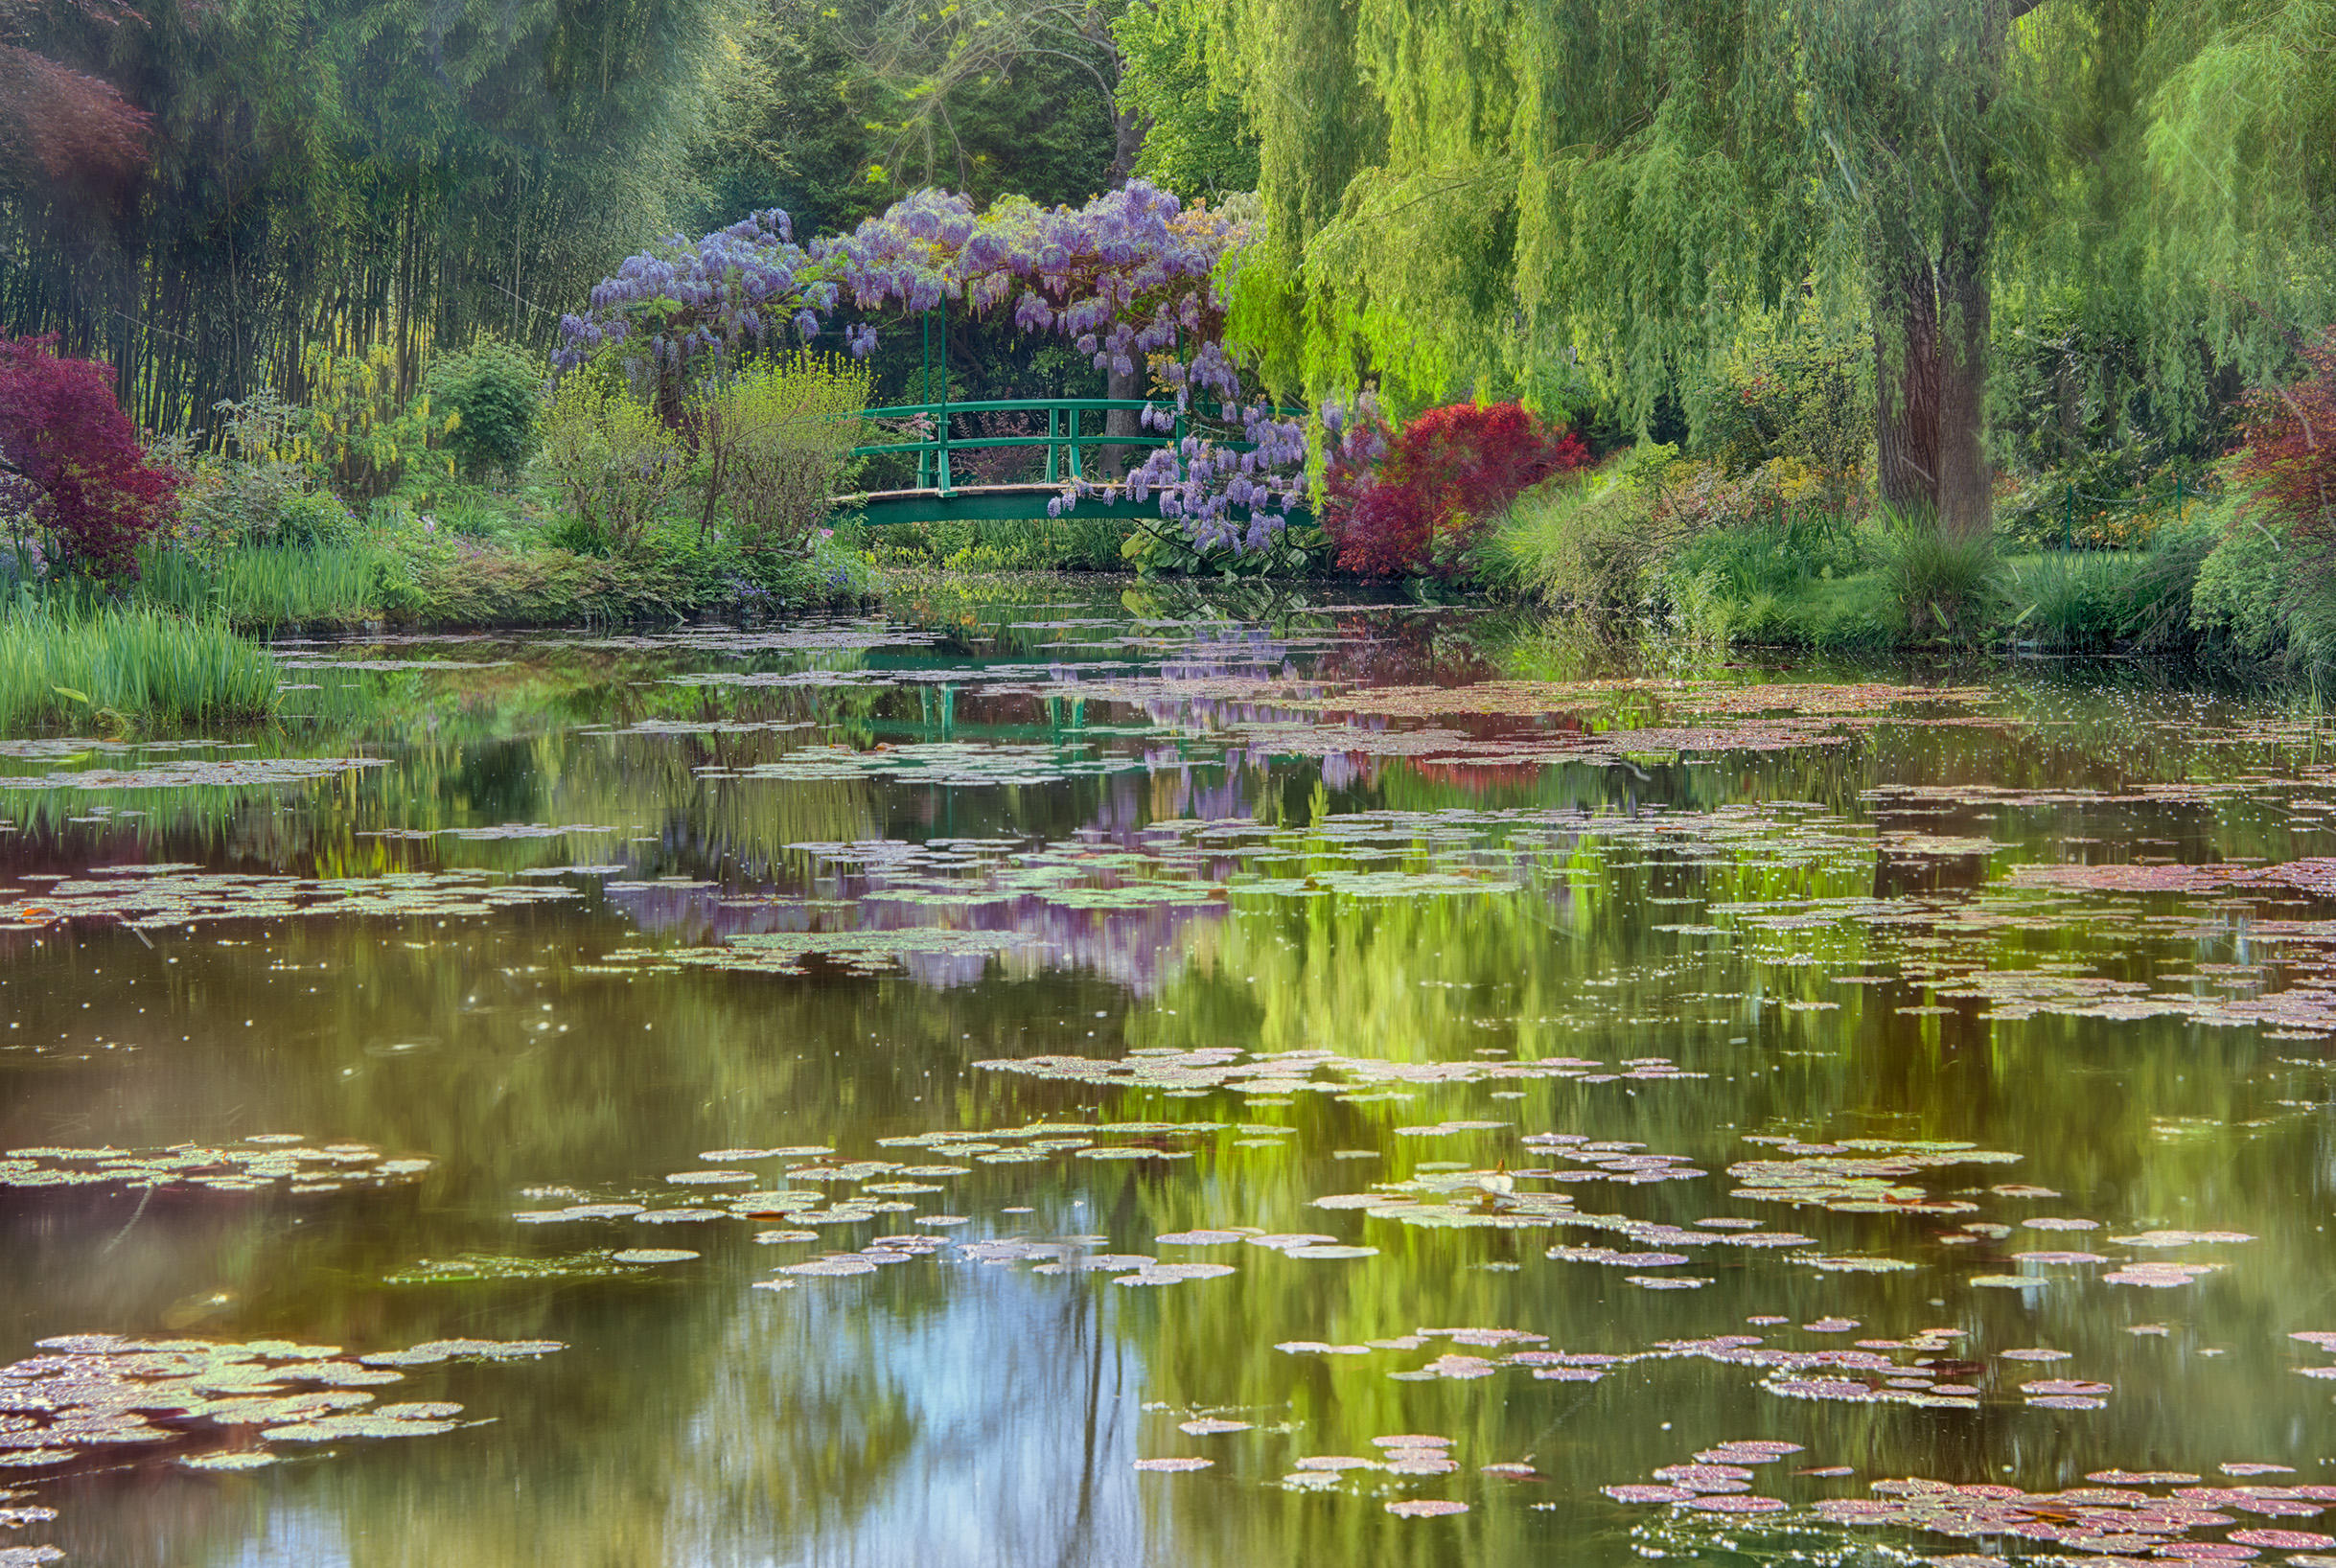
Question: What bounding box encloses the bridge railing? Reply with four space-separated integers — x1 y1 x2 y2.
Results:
851 397 1297 495
851 398 1164 494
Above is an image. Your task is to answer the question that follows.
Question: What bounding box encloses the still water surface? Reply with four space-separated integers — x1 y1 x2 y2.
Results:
5 587 2336 1568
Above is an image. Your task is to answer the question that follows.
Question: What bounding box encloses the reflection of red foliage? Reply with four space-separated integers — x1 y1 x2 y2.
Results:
0 44 150 186
0 334 177 579
1324 402 1587 579
2237 328 2336 565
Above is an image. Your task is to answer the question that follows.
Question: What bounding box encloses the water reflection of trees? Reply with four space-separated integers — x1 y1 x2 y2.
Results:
13 607 2336 1565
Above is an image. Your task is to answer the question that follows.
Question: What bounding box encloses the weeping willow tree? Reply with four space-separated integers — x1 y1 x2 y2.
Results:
1204 0 2336 537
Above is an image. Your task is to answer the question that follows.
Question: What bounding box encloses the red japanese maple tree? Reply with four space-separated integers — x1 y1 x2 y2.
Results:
1323 400 1588 578
2236 328 2336 567
0 334 177 579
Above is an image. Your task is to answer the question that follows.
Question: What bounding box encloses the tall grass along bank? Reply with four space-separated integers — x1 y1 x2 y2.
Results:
0 607 280 731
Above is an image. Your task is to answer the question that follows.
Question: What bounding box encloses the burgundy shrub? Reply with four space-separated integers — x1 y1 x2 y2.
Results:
0 334 177 580
1323 400 1588 578
2236 327 2336 569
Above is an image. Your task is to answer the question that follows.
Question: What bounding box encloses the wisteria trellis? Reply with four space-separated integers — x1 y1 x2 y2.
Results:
556 182 1307 554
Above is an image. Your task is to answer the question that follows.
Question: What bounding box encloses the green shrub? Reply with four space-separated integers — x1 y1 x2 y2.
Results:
1995 450 2200 553
693 352 869 553
276 490 358 548
1479 466 1679 615
425 340 544 476
430 497 508 541
165 392 317 557
1667 508 1864 599
867 514 1139 572
533 371 688 551
2190 504 2293 657
0 605 279 731
1869 516 2006 642
1693 319 1873 511
2004 551 2150 652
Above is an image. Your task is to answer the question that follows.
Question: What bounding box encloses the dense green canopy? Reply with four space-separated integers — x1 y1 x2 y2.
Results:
3 0 2325 471
1202 0 2336 532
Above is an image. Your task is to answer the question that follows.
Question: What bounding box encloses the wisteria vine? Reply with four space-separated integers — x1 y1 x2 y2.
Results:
556 181 1307 555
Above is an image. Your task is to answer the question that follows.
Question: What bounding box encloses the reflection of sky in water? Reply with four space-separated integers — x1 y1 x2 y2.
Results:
672 1276 1150 1568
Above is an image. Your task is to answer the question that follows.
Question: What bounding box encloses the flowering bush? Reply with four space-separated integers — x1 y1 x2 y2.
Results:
1321 399 1588 578
0 334 178 580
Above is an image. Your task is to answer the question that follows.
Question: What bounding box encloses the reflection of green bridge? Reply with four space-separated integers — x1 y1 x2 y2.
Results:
843 396 1306 529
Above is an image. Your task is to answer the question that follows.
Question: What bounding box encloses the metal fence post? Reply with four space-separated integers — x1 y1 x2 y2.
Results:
917 311 933 490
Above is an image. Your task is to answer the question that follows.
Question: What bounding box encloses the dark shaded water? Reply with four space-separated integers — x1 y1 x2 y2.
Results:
6 585 2336 1568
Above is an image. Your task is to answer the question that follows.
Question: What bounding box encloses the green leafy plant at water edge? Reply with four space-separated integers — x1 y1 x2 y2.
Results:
2004 552 2146 653
1869 515 2006 643
138 542 401 631
691 351 870 554
867 516 1144 573
1478 460 1681 617
2184 496 2336 680
0 607 280 730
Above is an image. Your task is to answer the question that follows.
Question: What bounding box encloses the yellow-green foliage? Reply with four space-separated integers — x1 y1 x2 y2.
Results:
1481 455 1687 613
534 372 689 550
695 352 871 552
298 342 456 500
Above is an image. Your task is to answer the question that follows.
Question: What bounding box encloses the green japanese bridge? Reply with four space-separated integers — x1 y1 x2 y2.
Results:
842 396 1308 528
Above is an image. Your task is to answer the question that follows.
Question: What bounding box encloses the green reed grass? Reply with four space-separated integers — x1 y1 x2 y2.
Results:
137 543 392 630
1870 513 2006 642
0 606 281 732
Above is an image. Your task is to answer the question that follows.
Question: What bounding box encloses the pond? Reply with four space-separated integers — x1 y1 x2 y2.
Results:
4 584 2335 1568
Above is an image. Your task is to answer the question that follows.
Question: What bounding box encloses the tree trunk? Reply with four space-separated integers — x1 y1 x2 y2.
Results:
1872 208 1994 540
1105 104 1149 190
1934 207 1993 540
1874 242 1940 520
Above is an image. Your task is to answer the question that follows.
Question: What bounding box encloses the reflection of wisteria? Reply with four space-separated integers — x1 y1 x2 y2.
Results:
601 862 1224 994
1083 762 1260 847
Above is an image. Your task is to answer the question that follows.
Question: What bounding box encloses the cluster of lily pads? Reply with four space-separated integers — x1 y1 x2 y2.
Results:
505 1125 1282 1292
0 1332 559 1475
0 865 578 932
0 757 386 793
1607 1440 2336 1564
1133 1415 1537 1520
1295 1125 2266 1310
1 1137 430 1196
695 741 1152 788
